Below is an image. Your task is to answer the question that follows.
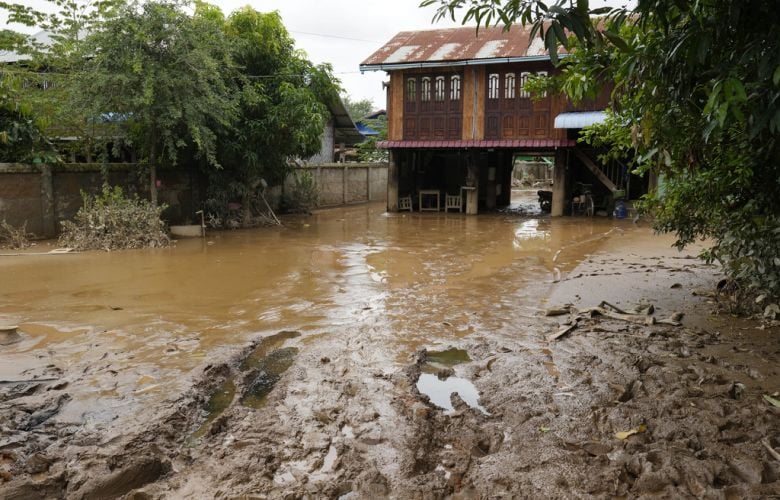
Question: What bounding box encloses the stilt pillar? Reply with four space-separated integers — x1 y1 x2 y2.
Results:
551 149 568 217
387 150 399 212
485 154 497 210
466 160 479 215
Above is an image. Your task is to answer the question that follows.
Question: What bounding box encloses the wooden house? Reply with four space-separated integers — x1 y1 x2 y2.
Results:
360 26 639 215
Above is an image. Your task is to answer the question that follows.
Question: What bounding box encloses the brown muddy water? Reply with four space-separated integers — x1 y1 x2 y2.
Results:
0 202 632 425
2 201 779 499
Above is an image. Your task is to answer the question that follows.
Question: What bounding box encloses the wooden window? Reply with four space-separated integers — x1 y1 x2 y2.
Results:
488 73 499 99
504 73 516 99
434 76 446 101
421 77 431 102
450 75 461 100
519 72 531 98
406 78 416 102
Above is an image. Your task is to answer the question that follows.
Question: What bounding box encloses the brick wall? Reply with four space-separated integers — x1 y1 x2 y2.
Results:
0 162 388 238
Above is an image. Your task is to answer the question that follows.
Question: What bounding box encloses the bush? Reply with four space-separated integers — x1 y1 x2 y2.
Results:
0 220 31 249
281 170 318 213
59 185 170 251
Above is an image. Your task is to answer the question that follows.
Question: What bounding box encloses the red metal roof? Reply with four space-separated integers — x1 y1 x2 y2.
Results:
361 26 561 69
377 139 575 149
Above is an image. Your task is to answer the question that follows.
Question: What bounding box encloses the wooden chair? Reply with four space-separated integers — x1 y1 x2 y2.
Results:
398 195 413 211
444 193 462 212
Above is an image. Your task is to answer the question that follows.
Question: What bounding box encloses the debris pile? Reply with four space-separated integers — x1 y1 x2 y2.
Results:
545 301 684 341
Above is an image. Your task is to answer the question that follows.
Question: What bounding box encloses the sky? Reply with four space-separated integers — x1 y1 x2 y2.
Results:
3 0 631 111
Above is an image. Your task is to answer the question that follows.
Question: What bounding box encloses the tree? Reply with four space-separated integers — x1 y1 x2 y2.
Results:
0 73 57 163
206 6 340 224
0 0 123 163
343 96 374 121
72 0 236 204
421 0 780 305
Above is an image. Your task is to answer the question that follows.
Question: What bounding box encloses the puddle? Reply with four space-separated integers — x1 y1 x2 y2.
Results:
242 347 299 408
424 348 470 366
416 373 489 415
192 377 236 439
240 331 301 371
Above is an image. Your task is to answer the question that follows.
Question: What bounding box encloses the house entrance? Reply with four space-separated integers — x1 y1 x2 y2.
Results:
510 154 554 213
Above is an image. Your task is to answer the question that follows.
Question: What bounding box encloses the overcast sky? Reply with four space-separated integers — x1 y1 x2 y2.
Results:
3 0 630 110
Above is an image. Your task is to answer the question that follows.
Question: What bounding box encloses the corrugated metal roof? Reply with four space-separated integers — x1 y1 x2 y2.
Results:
377 139 575 149
554 111 606 129
361 26 561 70
327 95 364 146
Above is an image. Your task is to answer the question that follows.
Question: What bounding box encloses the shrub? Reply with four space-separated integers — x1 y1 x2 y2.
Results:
59 185 170 251
0 220 31 249
281 170 318 213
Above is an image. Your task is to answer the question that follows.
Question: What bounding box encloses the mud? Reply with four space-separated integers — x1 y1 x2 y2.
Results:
1 202 779 498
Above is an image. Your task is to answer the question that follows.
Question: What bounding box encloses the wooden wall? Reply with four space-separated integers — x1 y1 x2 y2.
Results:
385 62 611 143
388 71 404 141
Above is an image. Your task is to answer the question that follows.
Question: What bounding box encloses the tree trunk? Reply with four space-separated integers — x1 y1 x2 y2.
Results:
149 139 158 206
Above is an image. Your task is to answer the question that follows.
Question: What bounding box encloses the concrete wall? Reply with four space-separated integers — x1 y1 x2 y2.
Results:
0 163 201 238
0 165 45 235
0 162 388 237
307 118 335 165
283 163 388 207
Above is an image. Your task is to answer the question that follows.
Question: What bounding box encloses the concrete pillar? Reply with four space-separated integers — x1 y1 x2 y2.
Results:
40 164 56 238
387 151 399 212
342 165 348 204
466 158 479 215
551 149 568 217
366 165 371 202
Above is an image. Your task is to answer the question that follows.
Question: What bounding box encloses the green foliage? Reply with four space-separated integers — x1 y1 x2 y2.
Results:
356 114 388 163
74 0 236 173
0 74 57 163
424 0 780 305
59 185 170 250
282 170 319 213
343 96 374 121
206 6 340 225
0 0 125 162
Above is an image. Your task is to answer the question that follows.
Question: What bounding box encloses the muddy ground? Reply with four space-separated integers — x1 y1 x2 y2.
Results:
1 200 779 499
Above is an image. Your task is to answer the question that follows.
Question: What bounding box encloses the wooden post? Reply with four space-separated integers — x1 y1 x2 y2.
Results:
466 157 479 215
387 151 399 212
552 149 568 217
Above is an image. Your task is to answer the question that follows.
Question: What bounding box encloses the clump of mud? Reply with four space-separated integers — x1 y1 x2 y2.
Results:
0 331 303 499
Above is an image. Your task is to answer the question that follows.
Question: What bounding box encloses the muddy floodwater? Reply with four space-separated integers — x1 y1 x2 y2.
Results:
1 201 779 499
0 203 627 422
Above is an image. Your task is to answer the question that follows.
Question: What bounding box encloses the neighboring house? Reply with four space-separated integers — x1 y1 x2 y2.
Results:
361 26 644 215
307 95 364 165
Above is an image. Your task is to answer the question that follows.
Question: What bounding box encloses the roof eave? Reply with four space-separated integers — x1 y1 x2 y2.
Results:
360 54 567 72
